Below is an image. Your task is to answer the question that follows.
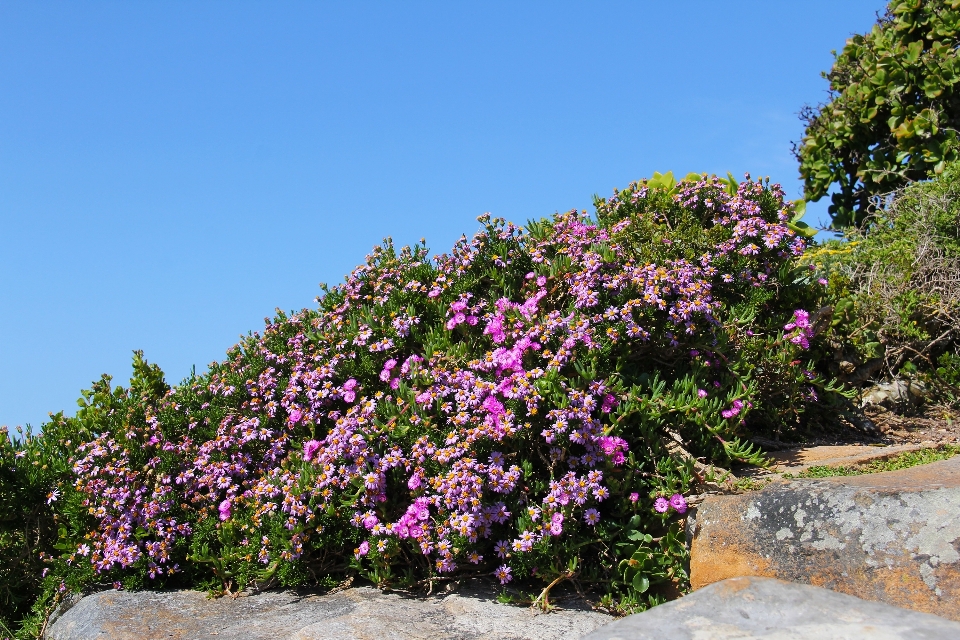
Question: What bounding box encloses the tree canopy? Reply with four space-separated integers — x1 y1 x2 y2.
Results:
796 0 960 227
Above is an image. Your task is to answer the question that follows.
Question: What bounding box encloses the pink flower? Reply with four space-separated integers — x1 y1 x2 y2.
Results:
654 497 670 513
466 315 478 325
355 541 369 558
218 499 232 521
669 494 688 514
600 394 618 413
408 473 422 490
343 378 357 390
629 492 640 503
697 389 708 398
288 409 303 424
343 391 356 403
482 395 505 417
303 439 321 461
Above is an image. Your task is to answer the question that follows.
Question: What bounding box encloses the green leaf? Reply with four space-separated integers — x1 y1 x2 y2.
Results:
631 573 650 593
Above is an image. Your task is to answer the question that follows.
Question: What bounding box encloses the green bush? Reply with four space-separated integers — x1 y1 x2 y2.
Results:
796 0 960 228
2 173 845 636
803 160 960 400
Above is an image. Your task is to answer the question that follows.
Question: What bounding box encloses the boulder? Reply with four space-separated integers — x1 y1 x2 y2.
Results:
44 582 610 640
689 455 960 619
580 576 960 640
860 379 927 409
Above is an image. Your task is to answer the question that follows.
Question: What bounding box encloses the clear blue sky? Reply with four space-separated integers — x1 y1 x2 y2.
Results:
1 1 885 431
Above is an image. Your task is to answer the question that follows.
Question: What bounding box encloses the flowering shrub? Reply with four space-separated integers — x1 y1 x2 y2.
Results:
2 173 845 635
801 160 960 403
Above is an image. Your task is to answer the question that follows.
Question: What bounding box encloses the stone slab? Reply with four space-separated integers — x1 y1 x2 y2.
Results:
44 583 610 640
765 444 922 473
689 455 960 619
580 576 960 640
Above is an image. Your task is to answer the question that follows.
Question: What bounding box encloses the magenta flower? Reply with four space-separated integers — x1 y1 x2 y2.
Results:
629 492 640 503
288 409 303 424
303 439 321 461
218 500 232 521
355 541 369 558
669 494 688 514
697 389 708 398
482 395 505 417
654 497 670 513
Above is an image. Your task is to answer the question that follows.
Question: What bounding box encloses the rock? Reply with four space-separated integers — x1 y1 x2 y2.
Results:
764 443 922 474
580 576 960 640
689 455 960 620
860 378 927 409
44 582 610 640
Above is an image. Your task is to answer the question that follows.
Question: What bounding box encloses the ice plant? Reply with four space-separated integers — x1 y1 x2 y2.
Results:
36 173 842 616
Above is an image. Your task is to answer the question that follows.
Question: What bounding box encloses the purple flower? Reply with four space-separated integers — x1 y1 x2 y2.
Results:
600 394 618 413
482 395 505 417
654 497 670 513
584 508 600 525
495 564 513 584
669 494 688 514
303 439 321 461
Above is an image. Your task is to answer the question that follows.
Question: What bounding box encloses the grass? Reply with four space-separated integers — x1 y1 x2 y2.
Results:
783 444 960 479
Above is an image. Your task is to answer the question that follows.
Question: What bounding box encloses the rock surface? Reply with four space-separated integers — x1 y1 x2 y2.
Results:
689 455 960 619
765 443 922 474
580 576 960 640
44 582 610 640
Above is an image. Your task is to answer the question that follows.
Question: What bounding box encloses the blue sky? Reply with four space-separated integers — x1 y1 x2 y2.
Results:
1 1 885 430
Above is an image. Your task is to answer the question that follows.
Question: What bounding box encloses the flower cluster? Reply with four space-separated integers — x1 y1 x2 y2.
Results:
654 494 688 515
55 174 832 609
784 309 815 350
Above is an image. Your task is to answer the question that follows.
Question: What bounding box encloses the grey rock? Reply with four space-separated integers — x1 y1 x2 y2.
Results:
689 455 960 619
44 582 610 640
860 378 927 408
581 576 960 640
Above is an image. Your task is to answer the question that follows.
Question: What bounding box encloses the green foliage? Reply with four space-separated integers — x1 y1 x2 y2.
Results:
796 0 960 227
1 173 845 636
803 160 960 397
